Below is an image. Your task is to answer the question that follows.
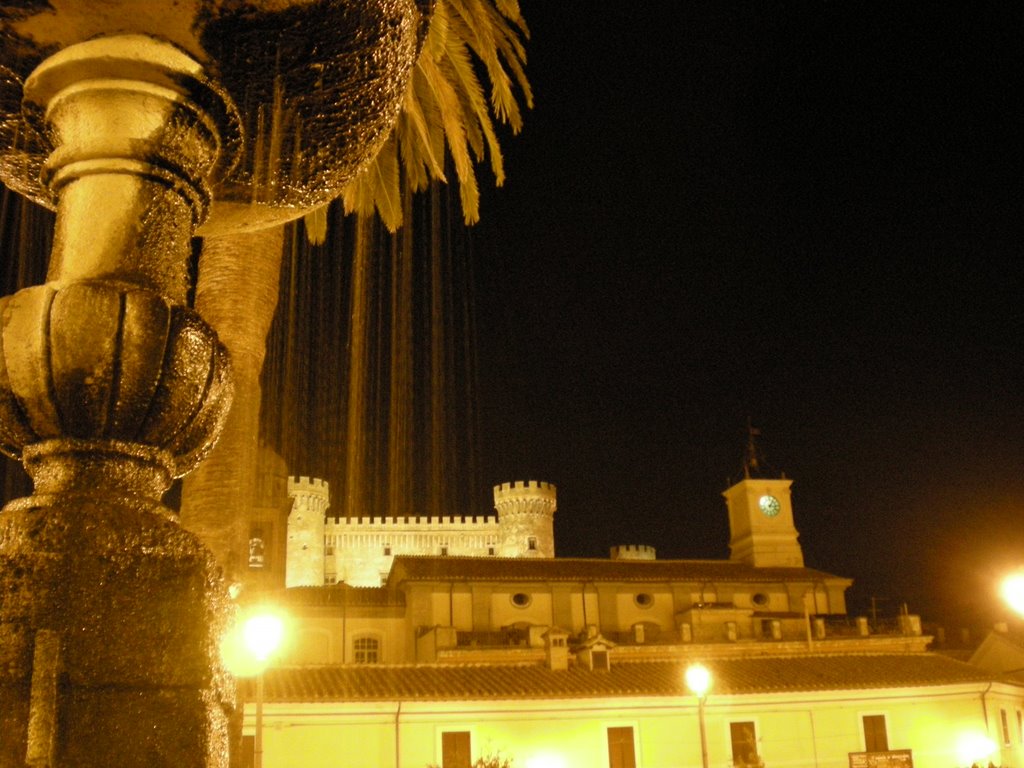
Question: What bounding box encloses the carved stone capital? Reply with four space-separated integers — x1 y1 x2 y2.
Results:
0 281 232 486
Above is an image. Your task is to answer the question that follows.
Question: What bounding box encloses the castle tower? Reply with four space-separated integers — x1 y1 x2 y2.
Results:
494 481 557 557
286 477 330 587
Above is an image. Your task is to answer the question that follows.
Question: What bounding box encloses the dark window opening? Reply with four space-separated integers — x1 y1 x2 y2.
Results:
607 726 636 768
863 714 888 752
730 721 762 768
442 731 471 768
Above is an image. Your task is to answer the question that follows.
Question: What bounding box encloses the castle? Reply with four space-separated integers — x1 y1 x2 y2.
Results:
283 478 558 587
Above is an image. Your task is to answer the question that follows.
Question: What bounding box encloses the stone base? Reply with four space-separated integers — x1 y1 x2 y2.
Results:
0 495 234 767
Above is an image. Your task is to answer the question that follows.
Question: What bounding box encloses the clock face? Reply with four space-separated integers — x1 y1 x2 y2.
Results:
759 494 781 517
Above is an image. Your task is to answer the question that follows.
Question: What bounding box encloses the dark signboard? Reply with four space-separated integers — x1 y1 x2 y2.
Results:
849 750 913 768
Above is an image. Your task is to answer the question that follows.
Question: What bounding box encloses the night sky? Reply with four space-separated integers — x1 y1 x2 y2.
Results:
469 2 1022 626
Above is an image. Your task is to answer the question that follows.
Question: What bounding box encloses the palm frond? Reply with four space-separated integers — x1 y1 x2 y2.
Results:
341 132 402 232
335 0 530 232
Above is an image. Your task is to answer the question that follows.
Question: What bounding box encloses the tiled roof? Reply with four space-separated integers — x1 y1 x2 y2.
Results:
246 654 990 703
387 555 849 585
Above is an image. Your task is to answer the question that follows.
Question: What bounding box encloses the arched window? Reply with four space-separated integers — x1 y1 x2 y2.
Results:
353 635 380 664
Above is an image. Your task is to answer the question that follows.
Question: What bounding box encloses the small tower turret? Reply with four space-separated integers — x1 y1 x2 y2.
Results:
494 480 556 557
286 476 330 587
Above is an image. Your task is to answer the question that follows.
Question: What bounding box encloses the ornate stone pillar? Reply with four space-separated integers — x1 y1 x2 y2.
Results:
0 36 236 767
0 2 430 764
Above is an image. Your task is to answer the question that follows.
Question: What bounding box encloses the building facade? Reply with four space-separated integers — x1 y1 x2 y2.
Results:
236 472 1024 768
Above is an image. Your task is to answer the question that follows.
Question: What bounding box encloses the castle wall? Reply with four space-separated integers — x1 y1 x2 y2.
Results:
325 515 501 587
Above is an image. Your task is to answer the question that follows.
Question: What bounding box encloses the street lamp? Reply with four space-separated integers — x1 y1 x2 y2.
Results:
1001 572 1024 617
222 609 286 768
686 663 712 768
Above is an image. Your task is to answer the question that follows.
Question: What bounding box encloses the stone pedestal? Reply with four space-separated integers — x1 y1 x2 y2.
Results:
0 2 429 764
0 37 235 767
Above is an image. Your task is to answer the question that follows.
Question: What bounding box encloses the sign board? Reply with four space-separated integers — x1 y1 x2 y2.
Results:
849 750 913 768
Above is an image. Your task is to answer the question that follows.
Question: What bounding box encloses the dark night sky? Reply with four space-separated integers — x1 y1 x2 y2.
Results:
469 1 1023 625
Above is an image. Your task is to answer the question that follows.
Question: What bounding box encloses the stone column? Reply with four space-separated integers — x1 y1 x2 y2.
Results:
0 36 236 767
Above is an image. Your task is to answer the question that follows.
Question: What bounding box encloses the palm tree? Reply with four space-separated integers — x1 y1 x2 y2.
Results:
179 0 531 585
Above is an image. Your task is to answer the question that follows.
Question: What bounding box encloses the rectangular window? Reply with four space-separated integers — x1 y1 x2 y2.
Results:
1017 710 1022 743
353 636 379 664
862 714 888 752
528 536 537 551
384 544 391 555
1001 709 1011 745
440 545 449 556
442 731 471 768
606 726 636 768
730 721 761 768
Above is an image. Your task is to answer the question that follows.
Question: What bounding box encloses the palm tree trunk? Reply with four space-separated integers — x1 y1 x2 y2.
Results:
179 227 284 586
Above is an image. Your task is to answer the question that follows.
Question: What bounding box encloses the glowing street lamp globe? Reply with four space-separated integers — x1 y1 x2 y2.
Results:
686 663 712 698
221 610 287 676
1002 572 1024 617
244 614 285 662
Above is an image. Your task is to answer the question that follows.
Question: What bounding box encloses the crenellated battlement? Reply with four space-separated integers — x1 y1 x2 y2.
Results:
610 544 657 561
326 515 499 528
288 475 330 499
494 479 556 495
493 480 557 512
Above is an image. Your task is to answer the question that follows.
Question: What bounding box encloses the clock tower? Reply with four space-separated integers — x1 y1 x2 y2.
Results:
724 476 804 567
724 428 805 567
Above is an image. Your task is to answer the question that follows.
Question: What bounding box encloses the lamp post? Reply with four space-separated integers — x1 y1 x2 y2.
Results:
686 663 712 768
222 610 286 768
245 613 284 768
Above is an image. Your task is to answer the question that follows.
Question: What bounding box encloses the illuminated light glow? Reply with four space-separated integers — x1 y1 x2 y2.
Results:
244 614 285 661
1001 572 1024 616
220 609 287 676
526 755 566 768
685 663 712 697
955 732 997 765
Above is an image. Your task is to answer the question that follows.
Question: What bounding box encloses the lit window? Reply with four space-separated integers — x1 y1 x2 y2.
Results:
862 714 888 752
353 636 380 664
248 532 265 569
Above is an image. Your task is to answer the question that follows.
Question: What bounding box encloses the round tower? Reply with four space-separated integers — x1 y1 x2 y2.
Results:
494 480 556 558
286 476 330 587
